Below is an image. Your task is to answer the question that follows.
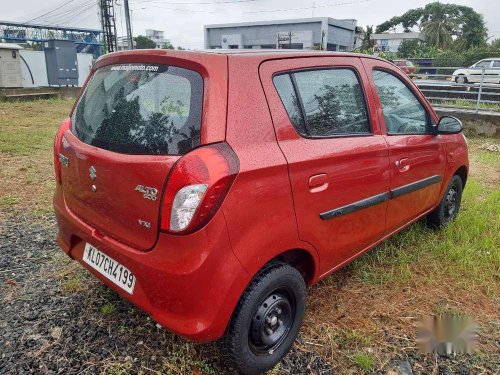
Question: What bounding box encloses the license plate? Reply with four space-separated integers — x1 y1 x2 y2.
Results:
83 243 136 294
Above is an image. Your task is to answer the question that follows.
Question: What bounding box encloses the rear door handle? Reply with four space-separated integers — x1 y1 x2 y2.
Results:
396 158 410 172
309 173 328 193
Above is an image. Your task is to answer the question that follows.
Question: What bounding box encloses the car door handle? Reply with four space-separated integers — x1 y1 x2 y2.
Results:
396 158 410 172
309 173 328 193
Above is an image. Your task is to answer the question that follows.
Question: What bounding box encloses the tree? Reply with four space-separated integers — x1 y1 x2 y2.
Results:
360 26 374 51
376 2 487 50
161 41 175 50
134 35 156 49
492 39 500 49
397 39 420 58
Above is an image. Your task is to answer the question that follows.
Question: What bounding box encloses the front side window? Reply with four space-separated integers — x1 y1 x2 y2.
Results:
72 64 203 155
373 70 428 134
474 60 491 68
492 61 500 68
274 68 370 137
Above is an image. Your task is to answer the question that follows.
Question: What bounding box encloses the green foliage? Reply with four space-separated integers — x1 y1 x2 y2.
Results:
433 50 465 67
430 46 500 68
351 353 374 372
133 35 156 49
397 39 421 58
100 303 116 315
360 25 374 51
463 47 500 66
376 2 488 50
161 41 175 50
492 39 500 49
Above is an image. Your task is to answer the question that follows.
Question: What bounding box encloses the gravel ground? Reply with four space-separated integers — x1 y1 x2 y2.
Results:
0 213 334 375
1 213 497 374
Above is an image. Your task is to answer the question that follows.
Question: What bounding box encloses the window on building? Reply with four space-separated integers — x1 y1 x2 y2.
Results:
373 69 428 134
274 69 370 137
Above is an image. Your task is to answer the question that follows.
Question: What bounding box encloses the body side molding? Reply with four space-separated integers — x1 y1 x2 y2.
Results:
320 175 442 220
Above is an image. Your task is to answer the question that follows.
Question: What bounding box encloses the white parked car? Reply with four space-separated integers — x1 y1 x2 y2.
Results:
452 58 500 84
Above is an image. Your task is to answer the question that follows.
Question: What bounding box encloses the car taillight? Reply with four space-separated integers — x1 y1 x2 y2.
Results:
160 142 239 234
54 118 71 184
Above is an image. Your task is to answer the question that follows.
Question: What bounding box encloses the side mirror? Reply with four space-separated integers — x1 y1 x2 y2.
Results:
436 116 463 134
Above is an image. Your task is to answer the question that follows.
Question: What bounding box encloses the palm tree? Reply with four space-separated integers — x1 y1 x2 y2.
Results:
421 3 457 49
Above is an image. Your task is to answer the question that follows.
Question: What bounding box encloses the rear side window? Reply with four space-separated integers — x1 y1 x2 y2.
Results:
72 64 203 155
272 74 306 134
274 68 370 137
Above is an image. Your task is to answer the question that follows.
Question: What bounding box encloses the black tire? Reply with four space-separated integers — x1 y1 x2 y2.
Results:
455 75 468 84
223 262 307 375
427 175 463 228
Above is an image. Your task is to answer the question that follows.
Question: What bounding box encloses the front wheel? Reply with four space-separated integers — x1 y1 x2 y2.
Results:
427 175 463 228
223 262 307 375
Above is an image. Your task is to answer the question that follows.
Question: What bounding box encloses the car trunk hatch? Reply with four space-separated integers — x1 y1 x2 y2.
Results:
60 62 204 251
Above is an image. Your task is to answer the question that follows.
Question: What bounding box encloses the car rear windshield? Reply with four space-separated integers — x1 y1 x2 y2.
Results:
72 64 203 155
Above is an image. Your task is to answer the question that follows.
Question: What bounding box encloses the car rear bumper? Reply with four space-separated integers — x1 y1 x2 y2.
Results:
53 184 250 342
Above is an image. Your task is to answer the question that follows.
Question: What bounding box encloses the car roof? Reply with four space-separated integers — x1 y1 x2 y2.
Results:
101 48 389 64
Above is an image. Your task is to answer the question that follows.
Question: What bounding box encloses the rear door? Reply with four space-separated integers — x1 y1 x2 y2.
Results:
260 57 390 276
362 58 445 232
60 62 204 251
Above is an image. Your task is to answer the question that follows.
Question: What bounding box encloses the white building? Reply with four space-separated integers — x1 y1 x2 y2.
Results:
145 29 171 49
205 18 358 51
371 32 425 53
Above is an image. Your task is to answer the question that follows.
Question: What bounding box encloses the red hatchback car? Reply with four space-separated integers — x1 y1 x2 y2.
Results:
394 59 417 76
54 50 468 374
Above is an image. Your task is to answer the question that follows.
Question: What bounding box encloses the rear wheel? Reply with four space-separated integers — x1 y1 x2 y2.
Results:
427 175 463 228
223 262 306 375
455 75 468 84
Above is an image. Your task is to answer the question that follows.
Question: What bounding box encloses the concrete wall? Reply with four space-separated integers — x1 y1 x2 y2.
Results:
435 107 500 137
327 25 355 50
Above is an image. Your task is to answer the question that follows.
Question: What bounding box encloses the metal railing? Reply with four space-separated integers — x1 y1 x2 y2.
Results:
411 66 500 114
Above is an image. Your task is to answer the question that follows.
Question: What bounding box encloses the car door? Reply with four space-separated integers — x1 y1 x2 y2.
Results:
469 60 492 83
260 57 390 276
486 60 500 83
362 58 446 233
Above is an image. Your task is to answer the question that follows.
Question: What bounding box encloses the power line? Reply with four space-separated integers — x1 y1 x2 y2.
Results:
131 0 261 5
244 0 372 14
25 0 84 24
141 4 218 13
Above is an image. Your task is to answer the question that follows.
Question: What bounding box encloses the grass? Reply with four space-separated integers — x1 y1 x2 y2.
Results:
431 99 500 111
101 303 117 315
351 353 374 372
1 99 499 374
349 179 499 293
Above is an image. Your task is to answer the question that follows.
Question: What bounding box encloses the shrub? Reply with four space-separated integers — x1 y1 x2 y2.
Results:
434 51 465 67
463 47 500 66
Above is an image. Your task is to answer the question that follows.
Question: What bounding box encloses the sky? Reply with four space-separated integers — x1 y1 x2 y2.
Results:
2 0 500 49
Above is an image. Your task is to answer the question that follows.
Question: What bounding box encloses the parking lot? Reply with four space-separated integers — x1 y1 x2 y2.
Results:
0 98 499 374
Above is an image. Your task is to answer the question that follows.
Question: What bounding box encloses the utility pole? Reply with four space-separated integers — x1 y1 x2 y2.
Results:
124 0 133 49
99 0 118 53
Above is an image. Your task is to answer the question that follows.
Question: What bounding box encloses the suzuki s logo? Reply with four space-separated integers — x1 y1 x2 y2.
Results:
89 166 97 180
135 185 158 201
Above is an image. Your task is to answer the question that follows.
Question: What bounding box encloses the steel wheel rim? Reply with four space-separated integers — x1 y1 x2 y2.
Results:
249 290 295 356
